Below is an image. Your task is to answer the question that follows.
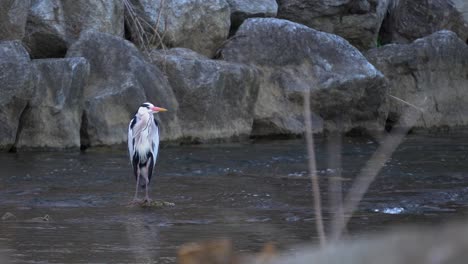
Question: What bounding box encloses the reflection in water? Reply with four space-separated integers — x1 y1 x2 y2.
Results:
125 215 162 263
1 136 468 263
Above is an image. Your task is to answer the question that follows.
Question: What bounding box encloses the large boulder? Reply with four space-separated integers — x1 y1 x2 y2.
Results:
380 0 468 45
366 30 468 130
0 41 34 150
277 0 390 50
226 0 278 29
126 0 230 57
151 48 259 142
66 31 180 147
15 58 89 149
221 18 388 136
0 0 30 40
24 0 125 58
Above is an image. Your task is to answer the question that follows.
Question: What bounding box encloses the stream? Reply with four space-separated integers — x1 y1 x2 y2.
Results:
1 135 468 263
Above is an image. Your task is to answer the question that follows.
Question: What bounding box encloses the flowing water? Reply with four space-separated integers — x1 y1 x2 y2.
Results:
1 135 468 263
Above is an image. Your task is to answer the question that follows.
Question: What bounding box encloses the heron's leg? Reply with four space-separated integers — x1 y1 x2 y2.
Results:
144 181 150 202
132 167 141 203
143 162 151 202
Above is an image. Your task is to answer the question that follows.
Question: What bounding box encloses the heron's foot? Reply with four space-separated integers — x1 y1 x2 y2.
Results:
143 197 152 204
128 198 143 206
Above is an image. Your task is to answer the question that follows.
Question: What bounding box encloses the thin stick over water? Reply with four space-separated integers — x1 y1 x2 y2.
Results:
303 90 326 246
333 107 422 239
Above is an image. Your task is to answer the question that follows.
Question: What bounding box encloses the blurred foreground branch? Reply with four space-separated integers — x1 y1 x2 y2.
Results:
332 95 427 239
303 89 326 246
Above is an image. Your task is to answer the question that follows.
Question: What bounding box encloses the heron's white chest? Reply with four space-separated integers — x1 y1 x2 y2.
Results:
136 127 153 161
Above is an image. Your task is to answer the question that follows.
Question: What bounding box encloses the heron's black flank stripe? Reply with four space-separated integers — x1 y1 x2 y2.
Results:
132 153 139 181
153 118 159 128
148 155 154 184
130 116 137 129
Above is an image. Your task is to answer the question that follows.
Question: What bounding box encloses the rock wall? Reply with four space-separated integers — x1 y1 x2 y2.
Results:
126 0 231 57
0 0 466 150
366 30 468 130
0 41 34 150
66 31 181 146
151 48 259 142
24 0 125 58
221 18 387 136
277 0 390 50
0 0 30 40
380 0 468 45
16 58 89 149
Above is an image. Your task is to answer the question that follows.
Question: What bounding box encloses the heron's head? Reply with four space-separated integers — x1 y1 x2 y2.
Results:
137 102 168 115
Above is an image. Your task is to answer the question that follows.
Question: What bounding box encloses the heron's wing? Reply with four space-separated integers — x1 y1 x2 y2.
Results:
151 118 160 163
128 116 137 162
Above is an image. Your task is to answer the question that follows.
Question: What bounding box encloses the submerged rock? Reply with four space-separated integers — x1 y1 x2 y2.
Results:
380 0 468 45
1 212 16 221
130 199 175 208
0 41 35 151
24 0 125 58
0 0 30 40
126 0 230 57
27 214 51 222
221 18 387 136
151 48 259 142
16 57 89 149
277 0 390 50
66 31 181 147
366 30 468 130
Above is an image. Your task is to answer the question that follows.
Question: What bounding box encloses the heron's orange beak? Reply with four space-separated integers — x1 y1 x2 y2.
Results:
152 106 168 112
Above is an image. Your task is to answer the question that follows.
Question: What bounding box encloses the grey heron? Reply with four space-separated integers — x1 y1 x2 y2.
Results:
128 102 167 203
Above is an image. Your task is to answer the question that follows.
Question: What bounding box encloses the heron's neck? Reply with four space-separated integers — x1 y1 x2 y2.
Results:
138 113 153 135
135 114 153 159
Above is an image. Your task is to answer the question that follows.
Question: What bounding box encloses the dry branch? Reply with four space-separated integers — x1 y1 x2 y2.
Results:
303 89 326 246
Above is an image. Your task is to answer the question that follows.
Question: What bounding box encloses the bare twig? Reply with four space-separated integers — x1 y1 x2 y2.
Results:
389 94 428 127
148 0 166 48
123 0 168 55
303 89 326 246
388 94 425 113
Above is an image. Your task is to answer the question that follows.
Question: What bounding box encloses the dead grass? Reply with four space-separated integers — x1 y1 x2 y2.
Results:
123 0 168 55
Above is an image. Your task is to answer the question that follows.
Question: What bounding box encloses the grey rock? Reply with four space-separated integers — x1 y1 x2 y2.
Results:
366 30 468 129
226 0 278 28
66 31 180 146
151 47 209 61
221 18 387 136
151 48 259 142
0 41 34 150
16 58 89 149
0 0 30 40
277 0 390 50
380 0 468 45
24 0 125 58
126 0 230 57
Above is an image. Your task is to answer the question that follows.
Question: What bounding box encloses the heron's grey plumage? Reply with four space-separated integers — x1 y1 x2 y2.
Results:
127 102 162 202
